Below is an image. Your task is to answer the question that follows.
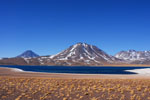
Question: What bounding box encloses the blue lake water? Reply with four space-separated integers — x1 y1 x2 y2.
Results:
0 65 150 74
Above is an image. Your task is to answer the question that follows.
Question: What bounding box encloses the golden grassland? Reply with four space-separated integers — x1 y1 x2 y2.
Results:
1 77 150 100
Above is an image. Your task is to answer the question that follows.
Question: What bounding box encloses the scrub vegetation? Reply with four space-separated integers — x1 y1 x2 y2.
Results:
0 76 150 100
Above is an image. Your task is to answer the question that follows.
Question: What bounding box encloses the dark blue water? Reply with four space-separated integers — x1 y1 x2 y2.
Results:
0 65 150 74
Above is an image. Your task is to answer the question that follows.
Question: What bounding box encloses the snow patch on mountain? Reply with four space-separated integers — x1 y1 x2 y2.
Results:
48 43 119 65
115 50 150 61
23 58 31 64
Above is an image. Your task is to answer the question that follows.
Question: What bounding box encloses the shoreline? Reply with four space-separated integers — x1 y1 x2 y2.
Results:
0 67 150 79
1 64 150 67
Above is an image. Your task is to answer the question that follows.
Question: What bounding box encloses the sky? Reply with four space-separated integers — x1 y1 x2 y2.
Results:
0 0 150 58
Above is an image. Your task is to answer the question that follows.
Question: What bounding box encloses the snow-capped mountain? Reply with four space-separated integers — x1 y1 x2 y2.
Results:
17 50 39 58
44 43 121 65
1 43 150 66
115 50 150 61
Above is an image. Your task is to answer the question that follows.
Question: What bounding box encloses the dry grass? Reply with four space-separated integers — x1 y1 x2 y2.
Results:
0 76 150 100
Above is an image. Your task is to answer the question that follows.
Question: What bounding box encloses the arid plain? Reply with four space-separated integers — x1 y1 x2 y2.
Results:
1 68 150 100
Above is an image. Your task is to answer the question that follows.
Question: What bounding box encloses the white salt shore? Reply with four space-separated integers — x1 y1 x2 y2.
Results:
11 68 24 72
126 68 150 75
0 67 24 72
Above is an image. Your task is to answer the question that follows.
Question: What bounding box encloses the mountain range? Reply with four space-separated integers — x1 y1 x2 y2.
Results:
0 43 150 66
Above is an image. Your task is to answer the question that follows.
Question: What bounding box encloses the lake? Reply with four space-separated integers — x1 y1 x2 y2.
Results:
0 65 150 74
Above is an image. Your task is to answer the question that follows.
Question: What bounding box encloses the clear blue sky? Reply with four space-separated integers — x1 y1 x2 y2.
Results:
0 0 150 57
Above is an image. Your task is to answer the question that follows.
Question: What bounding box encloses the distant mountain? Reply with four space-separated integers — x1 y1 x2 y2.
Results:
1 43 150 66
115 50 150 64
17 50 39 58
115 50 150 61
37 43 122 66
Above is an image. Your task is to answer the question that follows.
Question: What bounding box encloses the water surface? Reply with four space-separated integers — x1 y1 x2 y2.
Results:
0 65 150 74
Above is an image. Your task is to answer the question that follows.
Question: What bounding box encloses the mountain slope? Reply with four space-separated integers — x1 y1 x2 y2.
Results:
0 58 41 65
17 50 39 58
115 50 150 64
43 43 121 66
115 50 150 61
